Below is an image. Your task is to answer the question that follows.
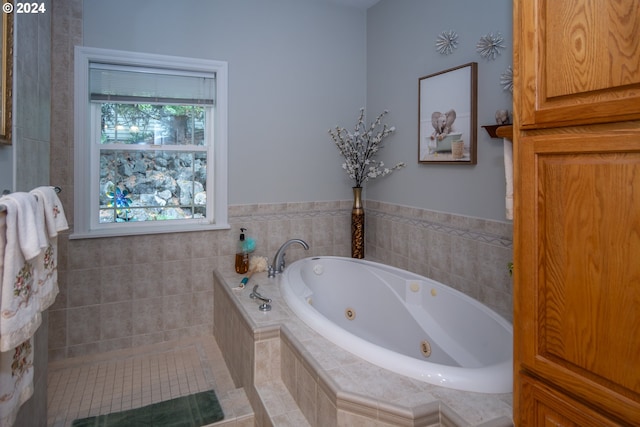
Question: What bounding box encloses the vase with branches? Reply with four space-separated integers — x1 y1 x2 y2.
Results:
329 108 405 188
328 108 405 257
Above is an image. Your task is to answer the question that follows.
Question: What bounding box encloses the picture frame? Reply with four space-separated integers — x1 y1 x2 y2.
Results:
418 62 477 164
0 8 13 145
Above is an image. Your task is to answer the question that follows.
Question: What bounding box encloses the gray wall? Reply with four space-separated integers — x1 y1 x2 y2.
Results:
366 0 513 220
82 0 368 205
82 0 513 222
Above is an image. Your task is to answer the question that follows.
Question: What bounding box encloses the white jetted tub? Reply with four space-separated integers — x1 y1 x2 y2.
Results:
280 256 512 393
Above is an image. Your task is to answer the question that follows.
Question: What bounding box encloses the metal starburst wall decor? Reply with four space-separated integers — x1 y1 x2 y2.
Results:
500 65 513 93
435 30 459 55
476 32 505 60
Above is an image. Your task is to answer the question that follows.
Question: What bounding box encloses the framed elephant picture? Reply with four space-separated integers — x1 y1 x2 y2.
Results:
418 62 477 164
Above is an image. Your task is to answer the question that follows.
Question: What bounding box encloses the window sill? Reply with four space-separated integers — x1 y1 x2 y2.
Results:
69 221 230 240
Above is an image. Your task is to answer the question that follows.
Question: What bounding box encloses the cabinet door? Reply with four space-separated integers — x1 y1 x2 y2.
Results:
514 124 640 425
516 0 640 128
519 375 621 427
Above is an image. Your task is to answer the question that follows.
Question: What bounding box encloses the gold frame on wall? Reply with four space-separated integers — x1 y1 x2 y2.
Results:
0 3 13 145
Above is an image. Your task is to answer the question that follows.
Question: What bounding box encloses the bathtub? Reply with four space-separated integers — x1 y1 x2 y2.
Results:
280 256 512 394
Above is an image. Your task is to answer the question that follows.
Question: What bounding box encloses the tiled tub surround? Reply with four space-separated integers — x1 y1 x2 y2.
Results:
48 201 351 361
365 201 513 323
49 200 512 361
214 269 514 426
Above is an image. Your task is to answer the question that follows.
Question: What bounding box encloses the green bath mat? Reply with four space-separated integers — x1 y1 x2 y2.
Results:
72 389 224 427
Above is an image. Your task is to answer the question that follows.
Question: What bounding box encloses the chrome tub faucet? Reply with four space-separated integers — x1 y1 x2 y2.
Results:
268 238 309 277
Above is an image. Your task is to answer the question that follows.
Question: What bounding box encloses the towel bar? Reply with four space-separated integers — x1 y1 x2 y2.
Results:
0 186 61 213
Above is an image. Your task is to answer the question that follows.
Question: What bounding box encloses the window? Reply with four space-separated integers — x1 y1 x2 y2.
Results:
73 47 228 238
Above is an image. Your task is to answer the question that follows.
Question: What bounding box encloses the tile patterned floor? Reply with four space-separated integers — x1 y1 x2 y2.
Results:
47 336 252 427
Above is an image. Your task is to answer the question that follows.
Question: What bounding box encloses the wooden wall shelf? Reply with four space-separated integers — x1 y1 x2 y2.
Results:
482 124 513 140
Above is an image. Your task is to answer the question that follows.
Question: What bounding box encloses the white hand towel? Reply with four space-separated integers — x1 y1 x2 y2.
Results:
29 187 68 311
29 187 68 238
504 138 514 220
1 193 47 260
0 194 44 352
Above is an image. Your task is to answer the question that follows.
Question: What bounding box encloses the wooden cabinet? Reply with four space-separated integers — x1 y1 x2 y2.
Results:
517 0 640 129
515 125 640 425
513 0 640 425
520 375 622 427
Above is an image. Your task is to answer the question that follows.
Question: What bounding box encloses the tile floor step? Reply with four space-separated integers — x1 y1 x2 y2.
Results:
207 386 254 426
255 380 310 426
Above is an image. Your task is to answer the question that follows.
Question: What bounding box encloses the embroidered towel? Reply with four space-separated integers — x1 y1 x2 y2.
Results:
0 337 34 427
30 187 68 311
29 186 68 238
0 194 45 352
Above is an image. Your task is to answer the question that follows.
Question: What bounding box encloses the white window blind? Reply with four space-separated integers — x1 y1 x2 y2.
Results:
89 64 216 105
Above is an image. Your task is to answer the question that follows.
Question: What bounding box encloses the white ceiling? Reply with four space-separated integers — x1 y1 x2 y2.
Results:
324 0 381 9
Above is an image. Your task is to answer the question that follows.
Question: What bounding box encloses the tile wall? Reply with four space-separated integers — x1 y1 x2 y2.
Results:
49 200 512 361
365 200 513 322
48 201 352 361
13 0 51 192
12 4 52 425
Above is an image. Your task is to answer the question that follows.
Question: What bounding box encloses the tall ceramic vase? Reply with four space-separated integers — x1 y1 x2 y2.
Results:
351 186 364 258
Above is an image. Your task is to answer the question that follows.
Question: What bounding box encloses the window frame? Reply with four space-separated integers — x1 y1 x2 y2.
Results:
73 46 229 238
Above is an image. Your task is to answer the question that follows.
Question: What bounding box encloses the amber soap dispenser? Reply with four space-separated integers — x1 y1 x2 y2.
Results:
235 228 249 274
